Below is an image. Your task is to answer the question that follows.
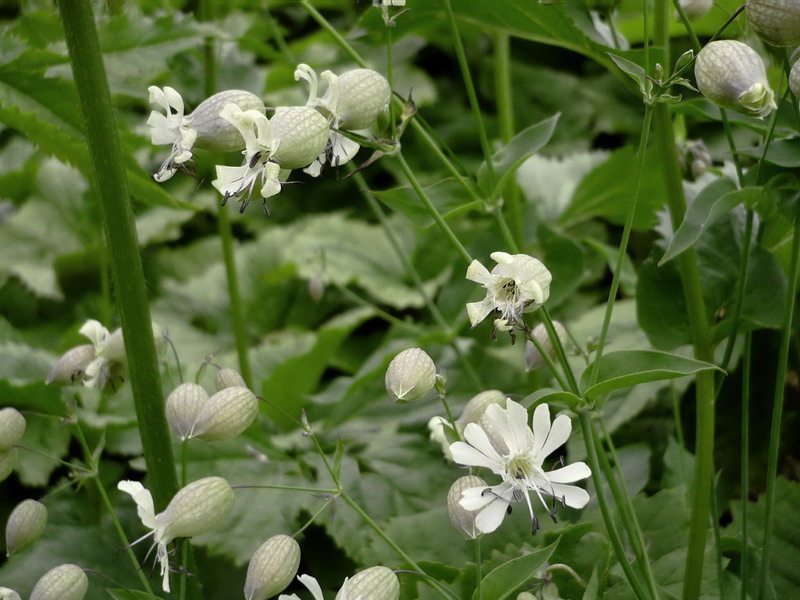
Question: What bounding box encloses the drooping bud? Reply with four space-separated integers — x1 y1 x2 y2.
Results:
191 90 266 152
6 499 47 555
270 106 330 169
0 588 21 600
333 69 391 130
191 387 259 442
455 390 506 431
678 0 713 19
695 40 776 117
447 475 487 539
335 566 400 600
29 564 88 600
385 348 436 403
0 448 17 483
158 477 235 541
0 408 26 450
746 0 800 46
47 345 96 385
243 534 301 600
165 383 209 440
215 367 247 391
525 321 568 371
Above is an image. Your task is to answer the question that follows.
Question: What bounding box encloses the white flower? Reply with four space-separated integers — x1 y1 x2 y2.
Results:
466 252 552 329
212 104 285 214
78 320 119 388
449 399 590 534
147 86 198 182
278 574 325 600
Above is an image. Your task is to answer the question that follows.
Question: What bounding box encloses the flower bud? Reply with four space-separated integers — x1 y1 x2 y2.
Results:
30 564 88 600
334 69 391 130
695 40 776 117
215 367 247 391
191 90 265 152
0 588 21 600
447 475 487 539
158 477 235 540
385 348 436 403
679 0 712 19
0 448 17 483
244 534 301 600
270 106 330 169
6 499 47 555
191 387 258 442
165 383 209 440
525 321 568 371
428 416 455 459
0 408 25 450
47 345 96 385
517 594 536 600
746 0 800 46
336 566 399 600
456 390 506 430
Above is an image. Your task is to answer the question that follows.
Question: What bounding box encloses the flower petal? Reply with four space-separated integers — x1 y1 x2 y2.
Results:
459 486 495 511
466 260 492 284
450 441 503 475
297 574 324 600
544 462 591 483
531 403 551 456
538 413 572 459
544 482 590 509
117 480 157 530
466 298 494 327
474 496 510 533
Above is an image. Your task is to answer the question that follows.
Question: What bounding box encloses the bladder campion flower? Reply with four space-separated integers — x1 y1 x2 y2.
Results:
449 399 590 534
117 477 234 592
466 252 552 330
244 535 301 600
385 348 436 402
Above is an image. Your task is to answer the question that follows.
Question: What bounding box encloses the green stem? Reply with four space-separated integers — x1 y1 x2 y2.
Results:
352 171 484 390
300 0 364 67
58 0 178 510
217 205 254 389
397 154 473 264
589 107 653 387
758 218 800 600
579 411 651 600
340 492 458 600
595 420 660 600
541 307 579 396
442 0 495 187
740 332 751 600
525 326 570 392
73 424 154 595
332 282 426 334
473 537 483 600
233 484 340 494
15 445 94 474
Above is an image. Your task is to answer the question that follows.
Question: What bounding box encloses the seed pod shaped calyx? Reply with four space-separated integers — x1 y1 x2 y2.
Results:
270 106 330 169
47 345 95 385
30 564 88 600
336 566 400 600
746 0 800 46
191 386 259 442
191 90 265 152
215 367 247 391
790 58 800 99
448 475 487 539
385 348 437 403
455 390 506 432
0 588 21 600
679 0 713 19
244 534 301 600
165 383 209 440
158 476 235 541
695 40 777 117
0 408 25 450
6 499 47 555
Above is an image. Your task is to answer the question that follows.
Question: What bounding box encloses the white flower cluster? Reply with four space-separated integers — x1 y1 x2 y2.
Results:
146 64 391 214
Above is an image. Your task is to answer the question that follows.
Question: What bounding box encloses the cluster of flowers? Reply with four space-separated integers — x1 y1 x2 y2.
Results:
385 251 591 537
147 63 391 213
47 319 167 390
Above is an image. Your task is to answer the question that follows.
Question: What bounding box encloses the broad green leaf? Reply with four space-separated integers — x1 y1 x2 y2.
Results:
738 138 800 167
581 237 637 296
636 255 691 350
474 542 557 600
539 223 584 308
477 114 560 197
660 177 738 264
561 145 668 230
607 53 649 96
580 350 720 400
544 523 609 600
523 389 583 410
374 178 481 228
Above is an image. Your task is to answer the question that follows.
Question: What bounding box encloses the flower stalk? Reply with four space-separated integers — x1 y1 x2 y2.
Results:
57 0 179 509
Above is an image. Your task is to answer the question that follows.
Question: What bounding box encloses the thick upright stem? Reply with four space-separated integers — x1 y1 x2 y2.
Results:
58 0 178 509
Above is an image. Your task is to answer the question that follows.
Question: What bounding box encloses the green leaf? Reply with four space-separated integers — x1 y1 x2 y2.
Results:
539 223 585 307
738 138 800 168
374 178 481 228
607 52 650 98
580 350 720 400
523 389 583 410
581 237 637 296
474 542 557 600
477 114 560 197
661 178 758 265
